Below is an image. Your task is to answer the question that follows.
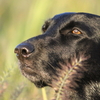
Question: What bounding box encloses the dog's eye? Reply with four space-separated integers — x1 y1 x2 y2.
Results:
72 29 81 34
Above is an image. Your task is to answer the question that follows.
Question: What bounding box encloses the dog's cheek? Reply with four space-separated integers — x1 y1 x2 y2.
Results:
40 60 55 77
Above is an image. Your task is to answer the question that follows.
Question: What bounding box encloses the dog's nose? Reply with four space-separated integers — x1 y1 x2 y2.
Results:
14 43 34 57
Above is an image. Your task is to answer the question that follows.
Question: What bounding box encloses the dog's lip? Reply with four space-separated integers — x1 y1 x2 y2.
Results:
16 54 23 60
23 66 34 73
19 61 32 69
20 63 35 73
18 61 39 75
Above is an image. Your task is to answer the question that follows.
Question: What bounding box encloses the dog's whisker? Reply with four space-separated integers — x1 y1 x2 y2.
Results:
47 62 56 70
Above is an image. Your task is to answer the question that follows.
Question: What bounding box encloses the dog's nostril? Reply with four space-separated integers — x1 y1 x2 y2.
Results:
14 43 34 57
21 48 29 55
21 47 33 57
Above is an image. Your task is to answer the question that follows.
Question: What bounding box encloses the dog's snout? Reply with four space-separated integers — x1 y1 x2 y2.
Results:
14 43 34 57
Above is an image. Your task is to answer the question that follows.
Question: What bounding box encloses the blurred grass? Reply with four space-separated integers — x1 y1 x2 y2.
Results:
0 0 100 100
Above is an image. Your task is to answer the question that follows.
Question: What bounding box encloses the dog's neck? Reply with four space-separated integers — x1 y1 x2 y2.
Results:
52 56 100 100
50 53 100 100
52 80 100 100
84 81 100 100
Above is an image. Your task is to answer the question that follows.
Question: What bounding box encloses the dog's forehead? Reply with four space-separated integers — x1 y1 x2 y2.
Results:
49 12 100 30
49 13 87 30
52 12 75 19
49 13 85 29
51 12 100 23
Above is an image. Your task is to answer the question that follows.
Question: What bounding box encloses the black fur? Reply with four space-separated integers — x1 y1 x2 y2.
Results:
15 12 100 100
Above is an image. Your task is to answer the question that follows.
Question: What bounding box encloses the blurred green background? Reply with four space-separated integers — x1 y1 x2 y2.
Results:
0 0 100 100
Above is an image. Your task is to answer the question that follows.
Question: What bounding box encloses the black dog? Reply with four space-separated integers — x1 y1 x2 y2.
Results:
14 12 100 100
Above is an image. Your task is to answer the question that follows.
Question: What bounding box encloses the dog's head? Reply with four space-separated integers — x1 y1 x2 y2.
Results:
14 13 100 90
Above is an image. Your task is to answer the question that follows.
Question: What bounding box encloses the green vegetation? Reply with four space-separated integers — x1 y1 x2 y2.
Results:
0 0 100 100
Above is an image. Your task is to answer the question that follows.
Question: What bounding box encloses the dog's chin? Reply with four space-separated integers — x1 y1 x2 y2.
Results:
33 81 48 88
22 71 48 88
19 63 48 88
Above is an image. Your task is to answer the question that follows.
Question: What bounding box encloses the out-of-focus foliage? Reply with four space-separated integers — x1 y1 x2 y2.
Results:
0 0 100 100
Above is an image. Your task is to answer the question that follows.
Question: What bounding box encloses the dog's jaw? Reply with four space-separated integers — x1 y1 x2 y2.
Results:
51 53 89 100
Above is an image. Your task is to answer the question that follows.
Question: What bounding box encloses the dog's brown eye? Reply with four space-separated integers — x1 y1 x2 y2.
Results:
72 29 81 34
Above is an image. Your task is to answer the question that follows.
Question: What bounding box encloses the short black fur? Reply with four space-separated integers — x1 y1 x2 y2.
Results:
15 12 100 100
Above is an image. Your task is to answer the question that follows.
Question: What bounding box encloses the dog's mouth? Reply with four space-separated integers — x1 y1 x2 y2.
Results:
15 47 89 92
19 62 35 74
16 55 39 80
18 61 46 87
16 54 51 87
